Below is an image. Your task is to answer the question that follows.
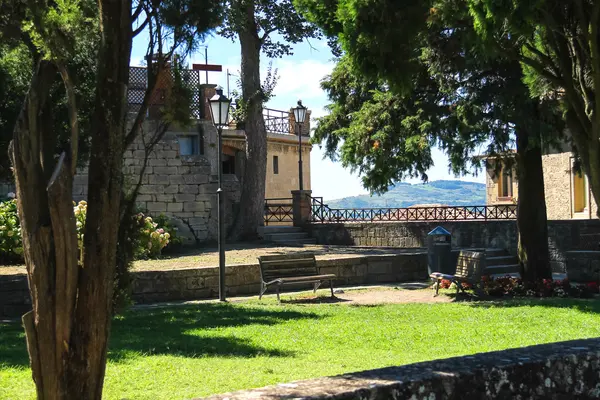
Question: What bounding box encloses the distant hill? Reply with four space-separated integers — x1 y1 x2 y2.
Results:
326 180 486 209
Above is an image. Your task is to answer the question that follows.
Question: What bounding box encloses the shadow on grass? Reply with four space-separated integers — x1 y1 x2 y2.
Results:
280 296 351 305
0 302 321 368
463 297 600 314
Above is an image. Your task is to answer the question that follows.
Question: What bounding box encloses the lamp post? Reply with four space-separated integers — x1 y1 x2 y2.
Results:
293 100 307 191
209 87 231 302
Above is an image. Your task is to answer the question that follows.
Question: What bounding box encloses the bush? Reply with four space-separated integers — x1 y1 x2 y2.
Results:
0 199 22 263
481 275 596 299
0 199 180 265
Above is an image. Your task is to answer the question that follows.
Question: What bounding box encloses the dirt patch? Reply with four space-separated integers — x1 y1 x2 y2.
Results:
275 286 467 305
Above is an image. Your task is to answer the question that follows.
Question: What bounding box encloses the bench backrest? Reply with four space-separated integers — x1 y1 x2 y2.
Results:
455 250 485 281
258 253 318 282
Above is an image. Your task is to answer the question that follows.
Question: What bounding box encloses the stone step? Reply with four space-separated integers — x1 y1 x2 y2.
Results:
271 238 318 246
264 232 310 241
485 264 520 275
258 226 303 235
484 248 508 257
487 255 519 266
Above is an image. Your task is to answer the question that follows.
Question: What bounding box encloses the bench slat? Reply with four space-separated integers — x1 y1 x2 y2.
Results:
274 274 336 284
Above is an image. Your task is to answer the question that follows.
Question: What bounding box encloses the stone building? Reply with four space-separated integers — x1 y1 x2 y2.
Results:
485 146 598 220
1 65 312 244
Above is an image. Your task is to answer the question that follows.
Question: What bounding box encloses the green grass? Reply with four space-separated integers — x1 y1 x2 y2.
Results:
2 297 600 399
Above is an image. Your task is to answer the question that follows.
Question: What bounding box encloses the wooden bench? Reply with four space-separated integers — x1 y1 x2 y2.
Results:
257 253 336 302
429 250 486 295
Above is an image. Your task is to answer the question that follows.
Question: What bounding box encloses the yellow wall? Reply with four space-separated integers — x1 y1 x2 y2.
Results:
485 161 518 205
485 152 598 219
265 136 311 199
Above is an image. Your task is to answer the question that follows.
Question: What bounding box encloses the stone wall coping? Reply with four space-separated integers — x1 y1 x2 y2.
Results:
197 337 600 400
566 250 600 255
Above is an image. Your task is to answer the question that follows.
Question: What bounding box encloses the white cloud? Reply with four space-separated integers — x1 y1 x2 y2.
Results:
270 59 334 102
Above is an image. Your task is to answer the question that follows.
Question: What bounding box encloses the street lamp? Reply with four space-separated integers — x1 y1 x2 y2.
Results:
209 87 231 302
293 100 307 191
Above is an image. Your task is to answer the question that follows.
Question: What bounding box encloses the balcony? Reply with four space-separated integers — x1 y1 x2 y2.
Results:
127 66 306 135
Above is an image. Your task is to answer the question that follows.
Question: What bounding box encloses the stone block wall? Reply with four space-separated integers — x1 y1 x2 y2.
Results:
0 274 30 319
566 251 600 282
74 121 240 244
199 338 600 400
308 219 600 272
131 252 427 304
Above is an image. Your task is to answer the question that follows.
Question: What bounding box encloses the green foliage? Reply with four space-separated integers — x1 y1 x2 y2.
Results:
0 198 22 263
134 212 173 259
3 299 600 398
229 62 279 126
304 0 564 195
220 0 321 58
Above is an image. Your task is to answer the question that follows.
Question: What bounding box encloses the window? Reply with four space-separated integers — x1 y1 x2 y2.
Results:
223 154 235 174
573 170 587 213
497 166 513 198
273 156 279 174
178 135 199 156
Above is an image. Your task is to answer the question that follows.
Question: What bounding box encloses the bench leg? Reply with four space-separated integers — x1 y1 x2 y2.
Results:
330 280 334 298
259 282 267 300
313 281 323 293
276 284 281 303
434 279 440 296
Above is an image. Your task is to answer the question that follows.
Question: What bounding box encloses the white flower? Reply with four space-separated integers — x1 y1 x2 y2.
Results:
7 192 15 199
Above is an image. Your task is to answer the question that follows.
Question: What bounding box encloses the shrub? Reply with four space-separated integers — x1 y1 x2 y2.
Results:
439 279 452 289
481 275 598 299
0 199 22 263
134 212 172 259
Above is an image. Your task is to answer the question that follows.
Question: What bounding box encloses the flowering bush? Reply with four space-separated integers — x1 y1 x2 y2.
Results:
0 199 23 263
481 275 596 299
439 279 452 289
135 212 172 258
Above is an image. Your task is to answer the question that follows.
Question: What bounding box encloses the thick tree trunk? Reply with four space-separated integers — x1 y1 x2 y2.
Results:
11 2 132 399
515 125 552 282
65 1 131 397
230 2 267 240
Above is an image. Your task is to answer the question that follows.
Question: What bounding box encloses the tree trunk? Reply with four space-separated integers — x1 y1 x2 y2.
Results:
515 124 552 282
230 2 267 240
11 1 132 399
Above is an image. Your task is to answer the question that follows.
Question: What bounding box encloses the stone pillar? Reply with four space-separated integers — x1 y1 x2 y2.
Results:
292 190 312 227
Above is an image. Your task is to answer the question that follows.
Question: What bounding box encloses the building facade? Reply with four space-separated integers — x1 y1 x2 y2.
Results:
485 147 598 220
1 66 312 244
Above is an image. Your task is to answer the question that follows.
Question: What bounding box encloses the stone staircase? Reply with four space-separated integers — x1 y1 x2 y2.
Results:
258 226 317 246
484 248 520 279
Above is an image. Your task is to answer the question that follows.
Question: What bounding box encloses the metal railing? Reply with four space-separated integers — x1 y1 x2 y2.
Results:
264 198 294 225
311 196 517 223
263 108 292 134
127 66 203 119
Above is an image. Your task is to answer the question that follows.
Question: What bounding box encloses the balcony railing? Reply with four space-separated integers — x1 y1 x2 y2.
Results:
127 66 300 135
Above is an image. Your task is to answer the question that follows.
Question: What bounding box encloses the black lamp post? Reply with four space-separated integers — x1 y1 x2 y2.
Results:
209 87 231 302
293 100 307 191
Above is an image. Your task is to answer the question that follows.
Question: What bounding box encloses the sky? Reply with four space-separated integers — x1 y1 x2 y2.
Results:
131 34 486 201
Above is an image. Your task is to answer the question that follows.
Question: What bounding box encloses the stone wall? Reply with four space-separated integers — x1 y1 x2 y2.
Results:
567 251 600 282
0 252 427 318
542 151 574 220
132 252 426 303
199 338 600 400
308 219 600 272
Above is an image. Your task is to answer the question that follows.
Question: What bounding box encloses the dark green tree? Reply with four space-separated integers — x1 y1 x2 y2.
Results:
298 0 563 281
4 0 224 398
466 0 600 218
218 0 320 240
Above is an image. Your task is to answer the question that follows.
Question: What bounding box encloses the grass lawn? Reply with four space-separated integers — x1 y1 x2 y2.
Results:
2 297 600 399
